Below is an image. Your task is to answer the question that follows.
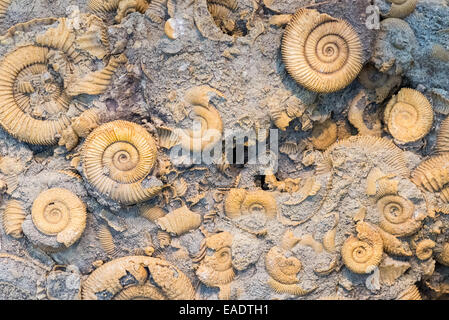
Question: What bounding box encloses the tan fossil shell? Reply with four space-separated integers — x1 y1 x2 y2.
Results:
177 105 223 152
157 127 180 149
140 205 166 222
322 213 339 253
310 119 337 150
341 222 383 274
157 230 171 248
432 44 449 63
411 154 449 197
31 188 86 247
384 88 433 143
156 205 201 236
164 18 179 39
269 14 292 27
377 227 412 256
265 246 315 296
282 9 362 93
88 0 120 17
415 239 436 260
0 0 11 21
224 189 277 219
66 54 127 96
437 243 449 266
98 224 118 257
379 256 411 286
57 170 83 181
436 115 449 154
115 0 149 23
430 89 449 116
172 177 188 197
348 91 382 136
113 284 167 300
81 256 195 300
146 0 167 23
385 0 418 19
76 15 110 59
396 284 422 300
2 200 25 239
81 120 162 204
71 108 100 138
322 135 410 177
0 45 72 145
0 17 59 42
377 195 423 236
195 232 234 297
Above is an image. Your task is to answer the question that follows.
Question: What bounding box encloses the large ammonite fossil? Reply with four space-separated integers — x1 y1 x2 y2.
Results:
31 188 87 248
0 45 72 145
81 256 195 300
281 8 362 93
384 88 433 143
81 120 162 204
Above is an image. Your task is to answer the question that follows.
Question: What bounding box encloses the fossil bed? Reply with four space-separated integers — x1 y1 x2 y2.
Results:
0 0 448 300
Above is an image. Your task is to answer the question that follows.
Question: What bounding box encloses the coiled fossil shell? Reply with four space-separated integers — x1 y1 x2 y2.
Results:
2 200 25 239
156 205 201 236
282 9 362 93
348 91 382 136
415 239 436 260
376 195 422 236
31 188 86 247
195 232 234 298
81 120 162 205
113 284 167 300
384 88 433 143
115 0 149 23
81 256 195 300
0 45 72 145
341 222 383 274
224 189 277 219
310 119 337 150
385 0 418 19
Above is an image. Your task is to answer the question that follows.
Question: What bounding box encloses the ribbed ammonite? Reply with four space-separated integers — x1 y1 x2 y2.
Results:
384 88 433 143
281 8 363 93
0 45 71 145
81 120 162 204
31 188 86 247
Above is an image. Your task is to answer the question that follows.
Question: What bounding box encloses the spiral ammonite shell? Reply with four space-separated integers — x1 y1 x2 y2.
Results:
31 188 86 247
384 88 433 143
81 120 161 204
376 195 421 236
282 9 363 93
341 222 383 274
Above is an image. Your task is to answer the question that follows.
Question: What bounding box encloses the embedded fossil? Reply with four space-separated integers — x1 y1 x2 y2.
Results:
348 91 382 136
384 0 418 19
411 154 449 201
383 88 433 144
2 200 25 239
194 231 234 300
224 189 277 219
396 284 422 300
30 188 87 248
282 8 362 93
98 224 119 257
156 205 201 236
415 239 436 261
81 120 163 204
310 119 337 151
81 256 195 299
341 222 383 274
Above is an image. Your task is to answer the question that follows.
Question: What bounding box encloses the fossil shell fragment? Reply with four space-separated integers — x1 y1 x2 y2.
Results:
384 88 433 144
66 54 127 97
156 205 201 236
348 91 382 136
81 256 195 300
282 9 362 93
140 205 166 222
0 0 10 21
0 45 72 145
341 222 383 274
195 232 234 299
379 256 411 286
396 284 422 300
115 0 149 23
310 119 337 150
98 224 118 257
31 188 86 247
81 120 162 204
146 0 167 23
415 239 435 260
411 154 449 197
385 0 418 19
377 195 423 236
224 189 277 219
436 115 449 153
2 200 25 239
76 16 110 59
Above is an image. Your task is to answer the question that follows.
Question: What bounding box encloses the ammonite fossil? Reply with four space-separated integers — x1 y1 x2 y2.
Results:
384 88 433 143
2 200 25 239
31 188 87 248
282 9 363 93
81 120 163 204
81 256 195 300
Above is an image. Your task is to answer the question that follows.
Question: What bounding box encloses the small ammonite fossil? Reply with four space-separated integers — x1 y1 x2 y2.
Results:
282 8 363 93
81 120 163 205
